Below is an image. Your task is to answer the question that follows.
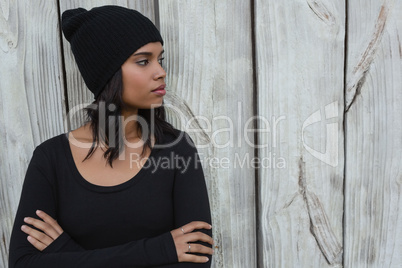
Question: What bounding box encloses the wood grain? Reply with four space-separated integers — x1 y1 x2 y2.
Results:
344 0 402 266
255 0 345 266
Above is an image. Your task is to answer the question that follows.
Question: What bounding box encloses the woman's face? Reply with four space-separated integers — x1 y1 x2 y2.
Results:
121 42 166 113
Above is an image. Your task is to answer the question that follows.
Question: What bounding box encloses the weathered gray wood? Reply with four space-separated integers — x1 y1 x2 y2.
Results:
3 1 401 267
159 0 256 267
0 0 66 267
59 0 158 131
344 0 402 266
255 0 345 266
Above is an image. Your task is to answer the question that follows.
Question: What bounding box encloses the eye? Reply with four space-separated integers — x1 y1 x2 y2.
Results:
136 58 165 67
136 59 149 66
158 57 165 66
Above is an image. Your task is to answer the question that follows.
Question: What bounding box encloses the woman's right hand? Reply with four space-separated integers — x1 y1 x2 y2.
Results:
20 210 64 251
170 221 214 263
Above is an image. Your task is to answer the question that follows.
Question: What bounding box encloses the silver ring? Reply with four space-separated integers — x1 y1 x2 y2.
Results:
188 243 191 253
181 227 185 234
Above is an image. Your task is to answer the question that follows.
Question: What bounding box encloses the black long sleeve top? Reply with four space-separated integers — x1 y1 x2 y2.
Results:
8 129 212 267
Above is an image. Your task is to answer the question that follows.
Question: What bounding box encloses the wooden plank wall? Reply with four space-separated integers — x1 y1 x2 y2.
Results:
1 0 401 267
255 0 345 267
344 0 402 266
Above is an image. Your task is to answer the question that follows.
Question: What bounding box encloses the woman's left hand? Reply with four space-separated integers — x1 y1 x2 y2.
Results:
20 210 64 251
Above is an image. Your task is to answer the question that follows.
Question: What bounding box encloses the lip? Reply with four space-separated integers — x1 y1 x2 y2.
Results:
152 84 166 96
152 89 166 96
152 84 166 91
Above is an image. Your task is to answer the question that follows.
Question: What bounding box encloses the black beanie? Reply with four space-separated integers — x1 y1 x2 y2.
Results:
61 5 164 99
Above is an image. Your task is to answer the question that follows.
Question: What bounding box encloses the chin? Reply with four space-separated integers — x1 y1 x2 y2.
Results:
139 104 163 110
149 101 164 109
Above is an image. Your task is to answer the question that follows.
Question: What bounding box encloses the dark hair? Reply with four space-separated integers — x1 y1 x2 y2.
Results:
82 68 178 167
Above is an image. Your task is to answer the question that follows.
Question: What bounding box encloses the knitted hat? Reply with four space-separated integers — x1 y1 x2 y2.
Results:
61 5 164 99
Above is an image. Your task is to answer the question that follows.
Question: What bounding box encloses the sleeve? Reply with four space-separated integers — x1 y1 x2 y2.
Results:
8 146 178 268
156 132 213 268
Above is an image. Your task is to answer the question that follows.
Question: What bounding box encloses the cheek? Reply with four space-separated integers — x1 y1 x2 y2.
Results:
122 72 145 92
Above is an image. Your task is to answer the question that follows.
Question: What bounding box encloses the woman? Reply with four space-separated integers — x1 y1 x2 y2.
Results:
8 5 213 267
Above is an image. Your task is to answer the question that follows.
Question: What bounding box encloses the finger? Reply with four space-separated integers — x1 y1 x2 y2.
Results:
185 232 214 245
26 235 47 251
180 254 210 263
182 221 212 233
23 217 59 240
185 243 214 255
21 224 53 247
36 210 64 234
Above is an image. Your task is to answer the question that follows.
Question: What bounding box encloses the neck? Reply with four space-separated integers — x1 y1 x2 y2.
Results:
121 108 142 141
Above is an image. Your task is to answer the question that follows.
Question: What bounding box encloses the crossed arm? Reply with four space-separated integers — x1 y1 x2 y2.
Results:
21 210 213 263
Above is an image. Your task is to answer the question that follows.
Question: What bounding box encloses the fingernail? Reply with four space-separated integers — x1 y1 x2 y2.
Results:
24 217 29 222
209 224 212 228
205 257 209 262
21 225 26 230
36 210 41 214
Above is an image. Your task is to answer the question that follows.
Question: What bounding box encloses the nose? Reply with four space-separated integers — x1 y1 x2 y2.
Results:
154 62 166 80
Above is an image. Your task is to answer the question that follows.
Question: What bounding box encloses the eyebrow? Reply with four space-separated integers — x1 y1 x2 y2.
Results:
132 50 164 57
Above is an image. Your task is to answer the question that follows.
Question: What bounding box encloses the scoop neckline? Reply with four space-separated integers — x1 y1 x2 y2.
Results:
61 132 157 193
